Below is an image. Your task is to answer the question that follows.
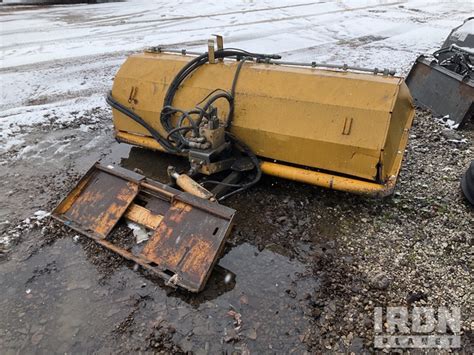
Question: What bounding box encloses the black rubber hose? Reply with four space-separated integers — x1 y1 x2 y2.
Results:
158 51 264 199
107 49 275 153
161 49 271 135
106 92 179 153
108 48 268 199
227 57 247 129
166 126 193 143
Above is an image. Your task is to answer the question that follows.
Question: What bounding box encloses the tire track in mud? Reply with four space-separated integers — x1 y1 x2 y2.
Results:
0 1 406 53
0 9 412 73
0 89 106 113
273 7 471 61
0 49 132 73
156 1 407 33
119 1 328 25
0 2 324 36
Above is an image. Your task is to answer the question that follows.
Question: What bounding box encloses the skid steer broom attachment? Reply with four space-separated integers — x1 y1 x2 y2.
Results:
53 37 416 293
52 163 235 292
109 38 415 197
406 18 473 129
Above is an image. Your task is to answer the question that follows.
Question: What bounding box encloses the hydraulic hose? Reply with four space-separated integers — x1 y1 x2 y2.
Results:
108 49 276 153
107 47 276 199
161 49 277 140
106 92 179 153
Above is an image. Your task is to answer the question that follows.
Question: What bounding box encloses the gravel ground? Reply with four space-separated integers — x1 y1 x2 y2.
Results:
299 112 474 352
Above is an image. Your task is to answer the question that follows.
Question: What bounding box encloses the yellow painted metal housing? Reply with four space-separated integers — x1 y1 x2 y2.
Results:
111 52 415 196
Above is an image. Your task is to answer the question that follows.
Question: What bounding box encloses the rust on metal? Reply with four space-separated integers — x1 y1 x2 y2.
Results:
141 199 233 292
54 165 139 239
52 162 235 292
124 203 163 230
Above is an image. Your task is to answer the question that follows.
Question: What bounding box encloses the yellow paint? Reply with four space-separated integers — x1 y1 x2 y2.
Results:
111 51 415 195
115 131 169 153
260 161 395 197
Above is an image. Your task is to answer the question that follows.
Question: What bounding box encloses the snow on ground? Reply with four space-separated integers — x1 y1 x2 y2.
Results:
0 0 472 154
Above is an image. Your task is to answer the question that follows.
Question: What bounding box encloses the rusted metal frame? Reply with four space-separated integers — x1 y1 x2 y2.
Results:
52 163 236 292
141 181 174 200
53 208 176 286
173 193 234 219
94 162 144 183
53 166 96 215
95 239 176 287
188 216 231 291
140 197 235 292
95 163 176 200
74 163 233 217
53 166 140 240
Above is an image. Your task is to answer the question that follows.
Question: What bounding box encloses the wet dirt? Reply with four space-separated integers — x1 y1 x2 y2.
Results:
0 234 316 353
0 137 321 354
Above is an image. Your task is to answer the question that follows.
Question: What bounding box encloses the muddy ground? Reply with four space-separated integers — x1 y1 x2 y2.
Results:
1 101 473 353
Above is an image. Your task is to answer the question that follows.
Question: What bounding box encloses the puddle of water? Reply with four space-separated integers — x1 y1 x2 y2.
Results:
0 236 317 353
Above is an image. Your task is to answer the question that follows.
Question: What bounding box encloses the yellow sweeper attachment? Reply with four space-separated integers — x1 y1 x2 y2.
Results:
53 39 415 293
109 41 414 197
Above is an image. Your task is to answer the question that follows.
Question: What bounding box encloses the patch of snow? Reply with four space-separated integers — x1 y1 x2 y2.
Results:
435 116 460 130
0 95 106 153
224 273 233 284
126 221 150 244
0 235 12 249
1 1 472 69
448 139 468 144
33 210 51 220
79 124 90 132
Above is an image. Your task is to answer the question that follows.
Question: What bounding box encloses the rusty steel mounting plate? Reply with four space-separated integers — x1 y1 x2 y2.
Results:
52 163 235 292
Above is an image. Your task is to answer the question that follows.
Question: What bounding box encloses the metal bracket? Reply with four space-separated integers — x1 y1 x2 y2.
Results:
208 35 224 64
212 34 224 62
208 39 215 64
